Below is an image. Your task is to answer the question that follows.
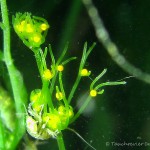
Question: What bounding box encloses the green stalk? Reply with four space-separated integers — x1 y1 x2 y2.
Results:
95 81 126 90
59 72 68 107
34 48 55 111
42 81 54 112
0 0 27 149
0 116 5 150
68 43 95 103
67 43 87 103
49 45 57 95
68 75 81 103
34 48 43 78
90 69 107 90
57 132 66 150
50 71 58 95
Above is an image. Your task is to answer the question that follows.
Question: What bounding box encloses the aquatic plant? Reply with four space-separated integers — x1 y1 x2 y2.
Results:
0 0 126 149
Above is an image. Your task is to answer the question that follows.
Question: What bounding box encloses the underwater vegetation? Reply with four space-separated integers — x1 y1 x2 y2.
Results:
1 0 150 150
0 0 126 149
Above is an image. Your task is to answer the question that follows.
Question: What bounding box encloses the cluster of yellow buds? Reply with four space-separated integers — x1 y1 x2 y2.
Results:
42 69 53 81
26 87 74 139
13 12 49 48
30 89 43 112
42 105 74 131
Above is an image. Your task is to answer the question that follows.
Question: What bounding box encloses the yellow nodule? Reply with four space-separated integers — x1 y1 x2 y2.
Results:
15 21 25 32
42 113 50 123
68 108 74 118
21 20 25 25
47 114 61 131
57 65 64 72
43 69 53 80
26 24 34 33
90 89 97 97
58 105 65 115
30 91 41 102
32 104 42 112
40 23 49 31
56 92 63 100
33 35 41 43
80 68 90 76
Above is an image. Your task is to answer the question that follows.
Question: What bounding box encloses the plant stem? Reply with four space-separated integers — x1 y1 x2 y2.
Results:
0 116 5 150
68 43 95 103
68 75 81 103
42 81 54 111
57 132 66 150
95 81 126 90
1 0 27 149
34 48 43 77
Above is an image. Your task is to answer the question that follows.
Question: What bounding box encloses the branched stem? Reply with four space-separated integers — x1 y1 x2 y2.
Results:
0 0 27 149
68 42 96 103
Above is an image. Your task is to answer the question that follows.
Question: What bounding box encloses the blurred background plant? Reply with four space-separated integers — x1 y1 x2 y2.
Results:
1 0 150 150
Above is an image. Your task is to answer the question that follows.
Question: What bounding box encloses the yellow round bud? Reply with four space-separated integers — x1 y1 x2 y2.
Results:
58 105 65 116
33 35 41 43
68 108 74 118
47 114 61 131
42 113 50 123
26 24 34 33
40 23 49 31
15 21 25 32
30 90 41 102
21 20 25 25
90 90 97 97
80 68 91 76
43 69 53 80
32 103 42 112
56 92 63 100
57 65 64 72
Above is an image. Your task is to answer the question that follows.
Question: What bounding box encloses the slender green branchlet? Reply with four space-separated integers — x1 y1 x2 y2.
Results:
0 1 27 150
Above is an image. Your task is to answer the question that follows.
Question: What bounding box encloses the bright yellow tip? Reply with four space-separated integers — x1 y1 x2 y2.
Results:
56 92 63 100
58 106 65 115
33 35 41 43
15 21 25 32
80 68 90 76
47 114 61 131
69 109 74 118
26 24 34 33
32 104 42 112
90 89 97 97
57 65 64 72
30 91 41 102
43 69 53 80
42 114 50 123
40 23 49 31
21 20 25 25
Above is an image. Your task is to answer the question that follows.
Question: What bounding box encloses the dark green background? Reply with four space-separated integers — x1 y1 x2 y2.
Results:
2 0 150 149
